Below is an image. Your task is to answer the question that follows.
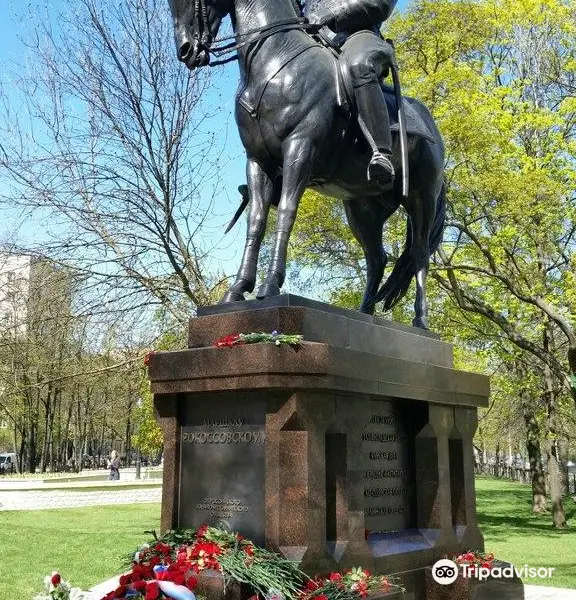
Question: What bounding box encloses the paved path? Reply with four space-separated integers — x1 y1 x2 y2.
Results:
524 585 576 599
0 484 161 510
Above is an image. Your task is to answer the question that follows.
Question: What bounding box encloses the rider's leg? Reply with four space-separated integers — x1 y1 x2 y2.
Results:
340 32 396 186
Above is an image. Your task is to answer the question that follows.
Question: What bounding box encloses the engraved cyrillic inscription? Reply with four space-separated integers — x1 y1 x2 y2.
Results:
368 451 398 460
362 433 402 442
361 403 414 531
365 506 408 516
182 430 265 444
363 468 408 478
195 497 250 519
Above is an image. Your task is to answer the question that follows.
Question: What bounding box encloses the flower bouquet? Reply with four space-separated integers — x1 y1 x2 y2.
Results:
87 526 401 600
300 567 400 600
33 572 87 600
454 551 495 574
214 331 303 348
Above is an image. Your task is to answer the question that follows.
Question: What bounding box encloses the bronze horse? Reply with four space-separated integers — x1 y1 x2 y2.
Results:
167 0 445 328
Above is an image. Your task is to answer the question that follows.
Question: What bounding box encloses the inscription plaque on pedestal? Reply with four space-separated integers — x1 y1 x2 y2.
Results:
362 401 415 532
179 396 266 544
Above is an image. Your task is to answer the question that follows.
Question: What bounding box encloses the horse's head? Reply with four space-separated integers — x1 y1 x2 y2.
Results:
168 0 228 69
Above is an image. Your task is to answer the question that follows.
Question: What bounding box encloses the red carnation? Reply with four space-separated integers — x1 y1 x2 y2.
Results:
356 581 368 598
306 580 319 591
316 595 328 600
196 524 209 538
329 573 342 582
50 573 62 586
214 333 243 347
186 576 198 591
133 581 147 592
114 585 127 597
145 581 161 600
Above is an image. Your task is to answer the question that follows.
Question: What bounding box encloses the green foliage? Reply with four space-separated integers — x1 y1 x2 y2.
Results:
132 383 163 459
388 0 576 396
289 0 576 457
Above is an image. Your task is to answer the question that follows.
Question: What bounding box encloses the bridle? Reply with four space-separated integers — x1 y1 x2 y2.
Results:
192 0 319 66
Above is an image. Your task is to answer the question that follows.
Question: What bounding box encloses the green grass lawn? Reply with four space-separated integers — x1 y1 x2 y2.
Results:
0 503 160 600
476 476 576 589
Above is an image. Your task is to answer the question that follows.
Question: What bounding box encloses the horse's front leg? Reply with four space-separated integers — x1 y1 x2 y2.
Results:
256 138 315 298
221 159 274 303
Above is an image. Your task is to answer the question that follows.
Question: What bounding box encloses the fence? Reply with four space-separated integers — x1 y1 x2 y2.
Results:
475 463 576 495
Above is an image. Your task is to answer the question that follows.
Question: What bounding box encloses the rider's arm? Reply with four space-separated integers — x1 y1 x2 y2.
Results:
308 0 397 32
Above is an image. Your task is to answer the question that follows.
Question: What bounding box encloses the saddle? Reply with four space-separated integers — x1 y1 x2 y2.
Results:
332 54 436 144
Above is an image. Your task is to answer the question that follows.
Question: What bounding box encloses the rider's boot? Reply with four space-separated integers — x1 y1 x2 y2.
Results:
354 81 395 187
368 151 395 187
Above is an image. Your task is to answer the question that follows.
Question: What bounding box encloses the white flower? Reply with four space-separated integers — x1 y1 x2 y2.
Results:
69 587 88 600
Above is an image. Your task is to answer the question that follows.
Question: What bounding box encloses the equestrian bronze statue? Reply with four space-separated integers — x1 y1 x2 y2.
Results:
167 0 445 328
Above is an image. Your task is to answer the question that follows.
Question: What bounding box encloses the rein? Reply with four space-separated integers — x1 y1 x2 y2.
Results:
194 0 320 67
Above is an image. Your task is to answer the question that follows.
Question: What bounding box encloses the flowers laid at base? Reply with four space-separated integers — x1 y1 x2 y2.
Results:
214 331 303 348
453 551 495 572
33 571 87 600
94 525 402 600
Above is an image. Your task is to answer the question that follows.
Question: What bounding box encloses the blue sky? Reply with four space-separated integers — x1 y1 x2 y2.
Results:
0 0 409 275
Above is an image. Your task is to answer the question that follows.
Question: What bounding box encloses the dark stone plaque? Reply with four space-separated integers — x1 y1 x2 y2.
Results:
179 395 266 544
361 401 415 532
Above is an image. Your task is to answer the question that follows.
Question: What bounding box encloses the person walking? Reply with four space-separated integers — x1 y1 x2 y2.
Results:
107 450 120 481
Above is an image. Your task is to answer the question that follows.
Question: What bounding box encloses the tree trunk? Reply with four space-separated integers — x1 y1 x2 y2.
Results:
524 411 547 512
517 361 547 512
547 442 567 529
558 438 570 496
543 325 568 529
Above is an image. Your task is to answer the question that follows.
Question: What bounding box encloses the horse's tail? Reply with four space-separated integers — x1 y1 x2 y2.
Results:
373 181 446 311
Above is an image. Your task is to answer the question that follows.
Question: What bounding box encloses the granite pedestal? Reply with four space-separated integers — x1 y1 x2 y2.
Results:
149 296 514 599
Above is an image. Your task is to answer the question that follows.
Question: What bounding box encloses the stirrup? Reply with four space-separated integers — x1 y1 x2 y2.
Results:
367 151 395 186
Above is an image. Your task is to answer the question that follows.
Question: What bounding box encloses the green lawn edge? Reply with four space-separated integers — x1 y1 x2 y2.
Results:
2 477 575 600
476 476 576 589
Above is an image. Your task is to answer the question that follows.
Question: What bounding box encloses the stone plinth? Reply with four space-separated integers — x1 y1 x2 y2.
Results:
149 296 492 598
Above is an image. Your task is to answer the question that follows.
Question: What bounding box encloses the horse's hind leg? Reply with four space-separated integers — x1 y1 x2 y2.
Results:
222 158 274 302
404 189 436 329
343 196 396 315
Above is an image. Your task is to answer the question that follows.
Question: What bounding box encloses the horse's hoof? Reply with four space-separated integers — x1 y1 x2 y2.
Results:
412 316 429 330
256 282 281 299
220 291 245 303
359 300 375 315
